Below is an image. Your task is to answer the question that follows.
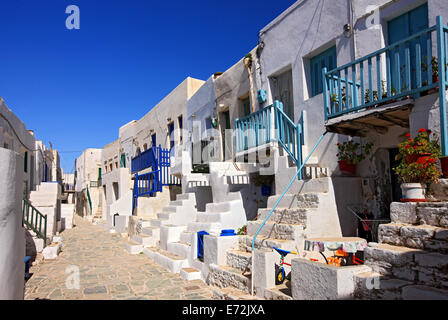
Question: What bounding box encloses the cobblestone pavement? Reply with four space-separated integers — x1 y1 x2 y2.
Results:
25 218 214 300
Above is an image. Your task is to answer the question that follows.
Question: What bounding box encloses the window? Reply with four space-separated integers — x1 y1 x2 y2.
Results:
24 151 28 173
178 115 183 144
310 46 337 97
168 122 175 152
151 133 156 148
271 69 294 120
120 153 126 168
241 97 251 117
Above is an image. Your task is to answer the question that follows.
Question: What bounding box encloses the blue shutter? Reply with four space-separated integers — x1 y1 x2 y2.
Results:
388 3 428 90
311 46 337 97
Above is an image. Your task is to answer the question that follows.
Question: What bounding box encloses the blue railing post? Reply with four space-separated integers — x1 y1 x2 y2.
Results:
437 16 448 156
322 67 329 121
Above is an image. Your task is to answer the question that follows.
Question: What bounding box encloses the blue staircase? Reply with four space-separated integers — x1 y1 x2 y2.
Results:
131 145 180 215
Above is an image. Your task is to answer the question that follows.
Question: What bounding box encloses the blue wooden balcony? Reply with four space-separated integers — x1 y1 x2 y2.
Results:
322 16 448 154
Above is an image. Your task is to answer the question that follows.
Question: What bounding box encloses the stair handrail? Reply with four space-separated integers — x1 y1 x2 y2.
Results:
274 105 303 172
250 130 328 296
22 198 47 246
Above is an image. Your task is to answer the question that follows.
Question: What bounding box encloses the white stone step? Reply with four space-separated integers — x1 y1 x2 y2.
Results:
167 241 191 259
159 224 188 250
125 241 143 254
131 234 155 247
238 235 297 253
150 219 169 228
206 201 240 213
180 231 195 245
162 206 178 213
180 267 202 281
267 193 320 209
256 207 312 225
140 220 152 228
157 212 172 220
226 250 252 272
170 200 184 206
246 221 305 241
187 221 221 234
142 247 188 273
141 226 160 239
196 212 228 223
208 264 251 294
177 193 195 201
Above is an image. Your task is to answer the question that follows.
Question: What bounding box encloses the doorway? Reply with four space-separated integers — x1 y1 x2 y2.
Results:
220 110 231 161
389 148 401 202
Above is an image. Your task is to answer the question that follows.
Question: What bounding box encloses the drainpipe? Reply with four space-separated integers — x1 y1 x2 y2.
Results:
251 130 328 296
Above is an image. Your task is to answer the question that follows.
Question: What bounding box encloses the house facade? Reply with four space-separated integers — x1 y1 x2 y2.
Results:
72 0 448 300
0 97 63 299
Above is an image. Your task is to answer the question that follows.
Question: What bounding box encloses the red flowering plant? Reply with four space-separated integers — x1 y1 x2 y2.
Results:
393 129 441 184
237 225 247 235
396 129 440 158
336 140 373 164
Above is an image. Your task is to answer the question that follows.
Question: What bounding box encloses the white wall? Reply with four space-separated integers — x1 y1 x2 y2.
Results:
0 148 25 300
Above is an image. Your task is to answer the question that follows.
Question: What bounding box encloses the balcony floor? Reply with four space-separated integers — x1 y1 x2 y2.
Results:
325 98 414 137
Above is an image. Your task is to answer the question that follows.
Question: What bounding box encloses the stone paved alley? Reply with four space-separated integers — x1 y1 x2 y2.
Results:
25 217 214 300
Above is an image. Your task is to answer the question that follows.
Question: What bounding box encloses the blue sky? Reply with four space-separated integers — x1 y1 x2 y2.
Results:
0 0 294 173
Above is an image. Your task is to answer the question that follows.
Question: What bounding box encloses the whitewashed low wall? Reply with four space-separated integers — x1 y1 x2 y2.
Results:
0 148 25 300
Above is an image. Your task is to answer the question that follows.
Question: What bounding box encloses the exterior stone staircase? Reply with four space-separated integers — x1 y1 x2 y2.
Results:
354 201 448 300
208 176 343 300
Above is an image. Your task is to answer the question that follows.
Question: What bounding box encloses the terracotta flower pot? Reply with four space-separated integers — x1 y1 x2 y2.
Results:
440 156 448 177
400 183 426 202
338 160 356 175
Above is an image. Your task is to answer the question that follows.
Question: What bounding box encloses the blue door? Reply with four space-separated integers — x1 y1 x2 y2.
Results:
388 4 429 91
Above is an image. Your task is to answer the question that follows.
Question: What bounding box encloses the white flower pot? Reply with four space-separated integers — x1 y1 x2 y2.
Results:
401 183 426 201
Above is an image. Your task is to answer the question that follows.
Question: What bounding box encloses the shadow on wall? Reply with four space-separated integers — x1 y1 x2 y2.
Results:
194 186 213 212
25 230 37 263
169 185 182 201
332 177 364 237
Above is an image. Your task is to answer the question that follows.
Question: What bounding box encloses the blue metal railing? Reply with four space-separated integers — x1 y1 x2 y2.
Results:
323 18 448 132
131 147 157 173
131 145 181 214
235 101 304 177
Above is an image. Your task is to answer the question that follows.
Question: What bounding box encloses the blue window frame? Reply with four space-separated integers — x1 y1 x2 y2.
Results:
311 46 337 97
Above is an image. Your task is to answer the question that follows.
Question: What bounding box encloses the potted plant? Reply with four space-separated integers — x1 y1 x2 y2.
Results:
330 87 347 111
394 128 441 201
336 140 373 175
422 56 448 93
398 129 440 164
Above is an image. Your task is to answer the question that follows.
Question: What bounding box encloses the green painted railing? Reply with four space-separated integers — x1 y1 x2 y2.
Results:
22 198 47 246
323 16 448 155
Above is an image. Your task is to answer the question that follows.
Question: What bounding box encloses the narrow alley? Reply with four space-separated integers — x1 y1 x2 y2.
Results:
24 217 214 300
